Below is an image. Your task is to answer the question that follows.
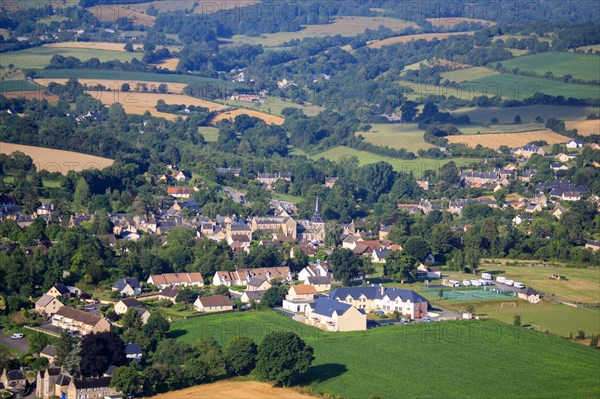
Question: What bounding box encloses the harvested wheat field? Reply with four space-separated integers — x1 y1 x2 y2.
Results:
369 31 475 49
565 119 600 136
446 130 570 149
0 142 113 174
43 41 132 52
35 78 187 94
212 109 284 125
150 57 179 71
425 17 496 27
147 381 314 399
87 4 155 26
1 90 59 104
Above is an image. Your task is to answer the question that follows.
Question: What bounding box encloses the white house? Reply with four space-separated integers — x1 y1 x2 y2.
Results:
193 295 234 313
304 298 366 332
297 263 328 282
566 140 583 149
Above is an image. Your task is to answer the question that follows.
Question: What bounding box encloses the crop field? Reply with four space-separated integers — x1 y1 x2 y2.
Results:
440 66 499 82
43 41 134 52
577 44 600 53
149 57 179 71
225 17 418 47
451 105 600 124
87 4 156 26
170 311 599 399
35 78 188 94
219 97 324 117
311 146 477 175
368 31 475 49
2 47 140 69
0 90 59 104
565 119 600 136
497 52 600 81
0 29 9 40
150 381 312 399
211 109 284 125
358 123 434 152
0 79 42 93
425 17 495 27
135 0 259 14
446 130 570 148
90 91 227 119
397 79 498 102
0 142 113 174
467 74 600 100
457 123 546 135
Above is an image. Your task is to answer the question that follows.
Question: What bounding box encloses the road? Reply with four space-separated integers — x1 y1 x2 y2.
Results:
0 330 30 353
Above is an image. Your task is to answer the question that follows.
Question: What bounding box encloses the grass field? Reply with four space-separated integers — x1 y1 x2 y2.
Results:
457 123 546 135
198 127 219 142
441 66 499 82
35 78 188 94
451 105 600 124
219 97 324 117
358 123 434 152
0 142 113 174
1 90 59 104
134 0 258 14
497 52 600 81
0 79 43 93
446 130 570 148
425 17 495 27
170 311 600 399
87 4 156 26
3 47 140 69
565 119 600 136
368 31 475 49
225 17 418 47
150 381 312 399
311 146 477 175
211 109 284 125
32 69 237 89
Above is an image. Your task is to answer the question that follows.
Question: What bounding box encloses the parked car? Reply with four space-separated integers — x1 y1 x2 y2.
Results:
11 333 24 339
463 280 472 286
471 279 482 286
504 279 514 286
422 317 432 322
481 272 493 280
514 282 525 289
496 276 507 283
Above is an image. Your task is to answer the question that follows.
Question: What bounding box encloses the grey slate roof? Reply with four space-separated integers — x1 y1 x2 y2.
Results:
311 297 353 317
125 343 142 355
329 287 428 303
307 276 331 285
112 277 140 291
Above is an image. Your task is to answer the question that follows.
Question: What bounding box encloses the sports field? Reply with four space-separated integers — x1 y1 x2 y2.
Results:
169 311 599 399
2 47 140 69
358 123 434 152
446 130 570 149
451 105 600 124
0 142 113 174
311 146 477 175
368 31 475 49
497 52 600 81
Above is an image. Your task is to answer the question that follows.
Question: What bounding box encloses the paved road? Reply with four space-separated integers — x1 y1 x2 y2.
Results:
0 330 30 353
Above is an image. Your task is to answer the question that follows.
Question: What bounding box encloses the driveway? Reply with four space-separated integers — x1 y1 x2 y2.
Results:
0 331 30 353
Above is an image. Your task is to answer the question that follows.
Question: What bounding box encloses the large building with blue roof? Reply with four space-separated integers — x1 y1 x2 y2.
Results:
304 297 367 332
329 286 429 319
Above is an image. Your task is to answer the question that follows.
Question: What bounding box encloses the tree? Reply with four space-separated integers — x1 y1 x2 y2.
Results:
329 248 362 285
56 331 80 375
73 177 90 210
384 251 417 283
111 365 141 396
124 42 134 52
359 257 376 280
153 339 194 366
80 332 127 377
513 314 521 327
400 101 417 122
261 285 288 307
121 307 143 330
403 236 431 262
143 312 170 344
157 83 168 94
256 332 314 387
28 332 50 354
224 336 258 376
430 224 454 255
121 83 130 92
192 338 226 381
214 284 231 297
514 114 521 124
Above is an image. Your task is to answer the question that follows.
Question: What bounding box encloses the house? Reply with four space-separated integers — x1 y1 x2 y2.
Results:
517 287 541 304
35 366 62 399
566 140 583 149
512 214 533 225
561 191 583 201
36 203 55 217
251 216 297 239
46 283 71 300
555 153 577 163
286 285 317 301
524 202 543 213
585 240 600 251
125 343 143 361
297 263 329 282
40 345 58 364
329 286 429 319
518 169 537 182
550 205 567 219
240 290 267 304
213 266 291 286
325 177 338 188
256 173 292 187
550 163 568 172
417 264 442 279
193 295 234 313
35 295 64 317
416 178 430 191
112 277 141 297
515 144 545 158
51 306 111 335
372 248 392 263
246 277 272 291
166 187 194 199
114 297 144 315
1 369 27 398
305 276 332 291
460 170 500 186
158 286 180 303
215 167 241 177
68 376 117 399
147 272 204 289
304 298 366 332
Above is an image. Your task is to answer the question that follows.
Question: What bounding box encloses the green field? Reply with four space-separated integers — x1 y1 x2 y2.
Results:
198 126 219 142
218 97 324 117
497 52 600 81
32 69 235 88
358 123 434 152
0 79 42 92
311 146 477 175
2 47 140 69
170 311 599 399
457 123 546 135
451 105 600 124
441 66 499 82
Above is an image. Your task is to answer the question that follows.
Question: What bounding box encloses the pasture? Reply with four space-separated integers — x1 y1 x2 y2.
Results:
0 142 113 174
0 79 42 93
565 119 600 136
497 52 600 81
87 4 156 26
310 146 477 175
35 78 188 94
440 66 499 82
1 90 59 104
451 105 600 124
170 311 600 399
368 31 475 49
198 127 219 142
425 17 495 27
3 47 140 69
446 130 570 149
211 109 284 125
358 123 434 152
220 97 324 117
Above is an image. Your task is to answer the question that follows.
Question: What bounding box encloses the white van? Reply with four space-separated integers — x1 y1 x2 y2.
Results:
462 280 472 286
514 282 525 289
496 276 506 283
504 279 514 286
11 333 24 339
481 273 492 280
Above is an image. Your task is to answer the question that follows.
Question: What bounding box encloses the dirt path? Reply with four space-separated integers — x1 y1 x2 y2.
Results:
147 380 315 399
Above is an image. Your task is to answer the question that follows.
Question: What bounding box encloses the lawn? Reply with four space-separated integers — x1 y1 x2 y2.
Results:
170 311 600 399
451 105 600 124
272 192 304 204
3 47 140 69
358 123 434 152
310 146 477 176
496 52 600 81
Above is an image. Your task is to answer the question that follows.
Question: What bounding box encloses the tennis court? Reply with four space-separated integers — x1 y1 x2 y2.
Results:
425 287 516 301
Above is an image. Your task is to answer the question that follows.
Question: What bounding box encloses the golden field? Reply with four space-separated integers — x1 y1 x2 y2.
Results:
35 78 188 94
565 119 600 136
147 381 314 399
211 109 284 125
425 17 495 27
368 31 475 49
150 57 179 71
0 142 113 174
1 90 59 104
87 4 156 26
43 41 135 52
446 130 570 148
